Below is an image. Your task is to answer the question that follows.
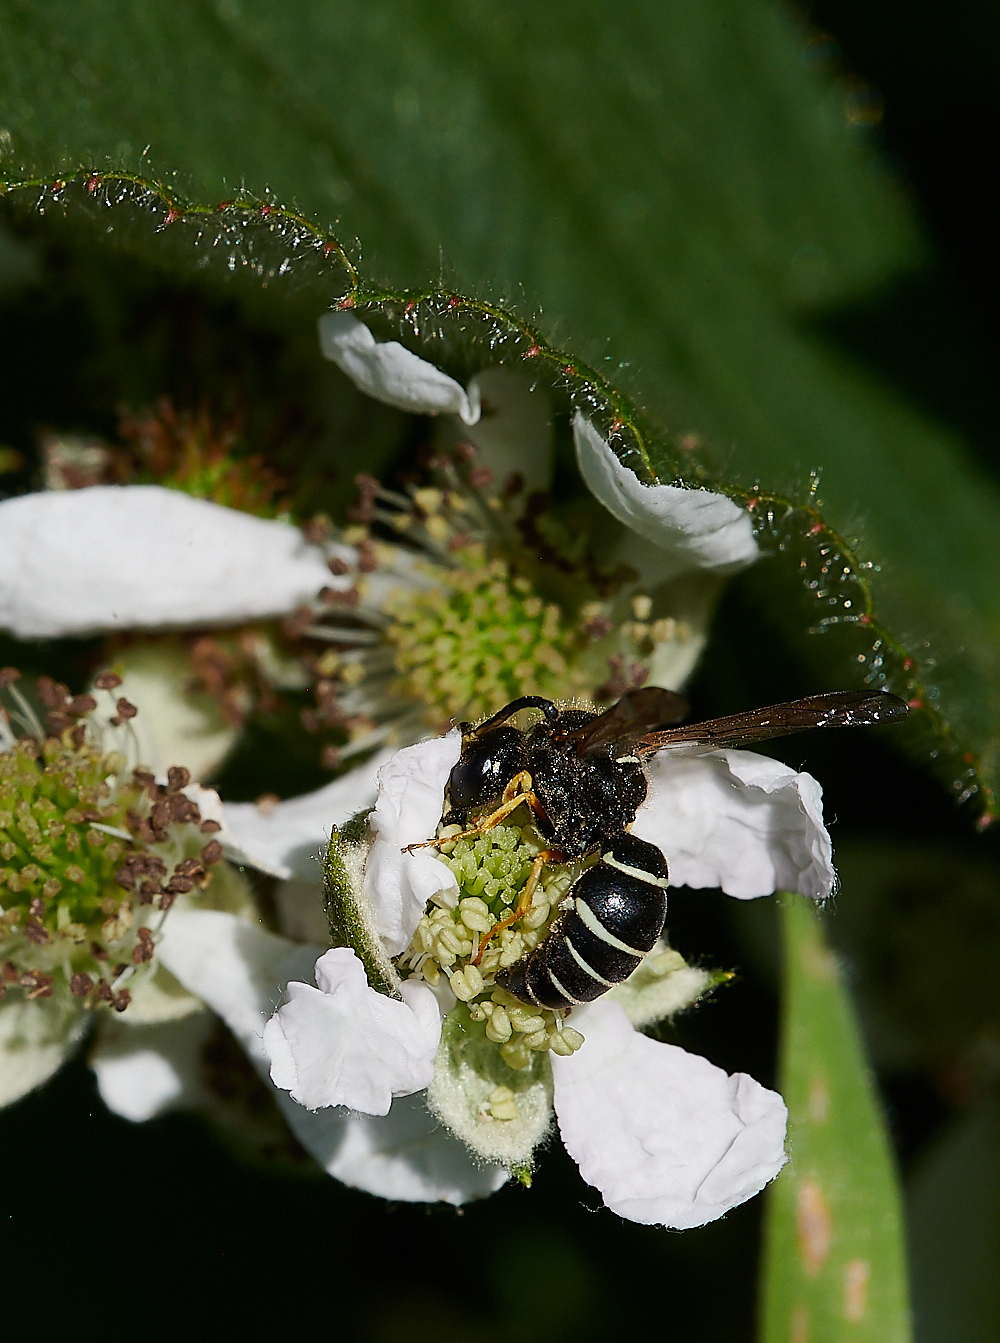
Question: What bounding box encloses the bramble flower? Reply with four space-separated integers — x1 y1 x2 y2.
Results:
0 669 248 1108
151 721 834 1226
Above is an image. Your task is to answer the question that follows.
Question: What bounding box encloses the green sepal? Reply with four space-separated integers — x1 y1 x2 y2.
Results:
426 1002 554 1170
607 941 728 1029
336 807 374 846
323 809 400 999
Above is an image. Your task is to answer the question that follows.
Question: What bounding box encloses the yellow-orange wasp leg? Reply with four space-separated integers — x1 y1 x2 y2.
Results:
471 848 563 966
405 772 546 852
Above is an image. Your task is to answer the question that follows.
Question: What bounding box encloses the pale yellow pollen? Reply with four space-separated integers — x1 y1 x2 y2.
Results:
487 1087 520 1122
413 488 443 514
485 1005 513 1043
339 661 365 686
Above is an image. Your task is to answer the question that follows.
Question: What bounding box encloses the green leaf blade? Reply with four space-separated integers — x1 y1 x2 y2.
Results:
760 894 911 1343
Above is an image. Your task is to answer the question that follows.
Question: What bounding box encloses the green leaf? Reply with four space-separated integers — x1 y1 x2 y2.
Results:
1 0 997 815
760 894 911 1343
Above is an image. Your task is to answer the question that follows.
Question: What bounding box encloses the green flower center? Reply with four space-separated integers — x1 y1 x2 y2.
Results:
383 551 588 723
44 401 288 518
395 815 587 1082
0 719 222 1010
2 737 144 931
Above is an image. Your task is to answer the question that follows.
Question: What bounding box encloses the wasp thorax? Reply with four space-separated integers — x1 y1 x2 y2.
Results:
0 673 223 1012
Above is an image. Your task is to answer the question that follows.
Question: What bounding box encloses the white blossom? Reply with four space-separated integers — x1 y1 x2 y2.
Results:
252 732 809 1224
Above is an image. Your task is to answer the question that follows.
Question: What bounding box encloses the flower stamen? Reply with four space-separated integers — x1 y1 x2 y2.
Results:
396 812 588 1069
0 670 224 1013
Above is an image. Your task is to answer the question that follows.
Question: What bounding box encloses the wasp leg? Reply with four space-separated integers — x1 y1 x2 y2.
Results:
406 774 546 852
471 848 564 966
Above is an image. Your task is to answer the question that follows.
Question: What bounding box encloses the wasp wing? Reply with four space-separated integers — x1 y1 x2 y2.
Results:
571 686 690 756
636 689 909 757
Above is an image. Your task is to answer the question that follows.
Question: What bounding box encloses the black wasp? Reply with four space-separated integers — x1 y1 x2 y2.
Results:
411 686 908 1011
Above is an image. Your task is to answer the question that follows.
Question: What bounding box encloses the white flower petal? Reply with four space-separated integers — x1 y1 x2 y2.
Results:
319 312 481 425
365 732 462 955
632 748 834 899
0 994 88 1109
91 640 237 781
573 414 758 578
0 486 332 639
278 1091 508 1205
158 907 502 1203
263 947 441 1114
221 751 394 880
89 1013 214 1121
438 366 554 493
552 999 787 1228
156 909 321 1062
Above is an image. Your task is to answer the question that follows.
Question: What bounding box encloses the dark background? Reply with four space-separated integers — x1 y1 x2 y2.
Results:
2 4 998 1340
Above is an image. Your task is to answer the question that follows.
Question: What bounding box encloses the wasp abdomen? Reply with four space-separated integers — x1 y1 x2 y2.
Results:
497 834 669 1011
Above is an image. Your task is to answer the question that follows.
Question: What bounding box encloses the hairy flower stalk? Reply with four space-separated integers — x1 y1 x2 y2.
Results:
0 669 224 1015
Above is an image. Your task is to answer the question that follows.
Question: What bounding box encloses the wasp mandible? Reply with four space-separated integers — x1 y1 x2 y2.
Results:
410 686 908 1010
